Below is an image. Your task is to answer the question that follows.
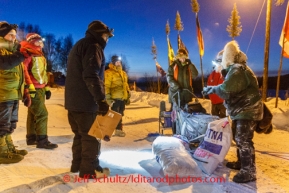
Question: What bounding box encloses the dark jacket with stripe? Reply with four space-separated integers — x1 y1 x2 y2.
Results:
167 59 198 106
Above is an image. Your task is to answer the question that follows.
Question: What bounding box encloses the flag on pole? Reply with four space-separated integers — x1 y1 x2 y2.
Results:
279 1 289 58
196 14 204 57
177 34 189 55
167 36 175 65
156 61 166 77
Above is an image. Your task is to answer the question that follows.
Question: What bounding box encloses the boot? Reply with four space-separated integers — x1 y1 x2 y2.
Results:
232 120 256 183
5 134 28 156
226 149 241 170
95 167 110 178
26 134 37 145
226 161 241 170
79 159 110 179
36 135 58 149
233 169 256 183
114 130 126 137
70 164 80 173
0 135 24 164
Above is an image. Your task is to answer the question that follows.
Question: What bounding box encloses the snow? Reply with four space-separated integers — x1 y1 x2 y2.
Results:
1 87 289 193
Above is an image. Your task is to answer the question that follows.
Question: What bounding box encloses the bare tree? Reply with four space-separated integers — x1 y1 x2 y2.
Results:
42 33 57 72
17 22 42 41
60 35 73 73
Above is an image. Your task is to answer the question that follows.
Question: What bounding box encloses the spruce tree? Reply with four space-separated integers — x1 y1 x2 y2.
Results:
151 39 157 60
174 11 184 33
166 20 170 36
226 3 242 40
191 0 200 13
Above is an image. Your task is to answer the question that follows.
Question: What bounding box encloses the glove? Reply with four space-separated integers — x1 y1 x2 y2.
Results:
177 87 182 93
28 84 36 98
125 91 131 105
22 88 31 107
105 94 114 106
45 87 51 100
96 100 109 116
12 41 21 52
202 86 214 95
103 135 110 142
125 98 130 105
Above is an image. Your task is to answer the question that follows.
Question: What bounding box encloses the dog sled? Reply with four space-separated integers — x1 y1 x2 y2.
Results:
159 89 219 144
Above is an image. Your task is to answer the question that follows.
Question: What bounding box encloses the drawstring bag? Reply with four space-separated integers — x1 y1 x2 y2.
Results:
193 117 232 175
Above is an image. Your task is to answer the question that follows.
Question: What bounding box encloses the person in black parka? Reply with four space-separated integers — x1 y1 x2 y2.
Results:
65 20 113 179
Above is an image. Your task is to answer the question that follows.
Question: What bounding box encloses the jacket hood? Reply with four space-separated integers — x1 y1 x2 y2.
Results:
85 29 107 49
221 41 247 69
20 41 43 55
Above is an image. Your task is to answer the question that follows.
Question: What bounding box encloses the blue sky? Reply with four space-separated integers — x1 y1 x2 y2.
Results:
1 0 288 78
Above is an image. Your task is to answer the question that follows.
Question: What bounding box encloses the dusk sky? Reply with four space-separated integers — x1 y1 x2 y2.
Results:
1 0 289 78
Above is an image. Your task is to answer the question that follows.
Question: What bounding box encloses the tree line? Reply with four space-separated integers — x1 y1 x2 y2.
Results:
17 22 73 76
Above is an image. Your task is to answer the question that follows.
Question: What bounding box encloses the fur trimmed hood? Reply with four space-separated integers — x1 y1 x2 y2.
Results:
221 40 247 69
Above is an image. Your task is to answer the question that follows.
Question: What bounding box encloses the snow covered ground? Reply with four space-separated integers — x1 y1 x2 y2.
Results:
1 87 289 193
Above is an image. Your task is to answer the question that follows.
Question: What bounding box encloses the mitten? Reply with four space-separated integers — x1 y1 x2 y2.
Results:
22 88 31 107
45 87 51 100
28 84 36 98
105 94 114 106
96 100 109 116
202 86 214 95
12 41 21 52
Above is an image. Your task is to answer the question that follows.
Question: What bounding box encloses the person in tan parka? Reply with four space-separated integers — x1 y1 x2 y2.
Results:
105 55 130 137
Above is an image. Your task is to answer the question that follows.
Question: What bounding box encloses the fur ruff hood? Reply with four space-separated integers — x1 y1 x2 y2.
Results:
221 40 247 69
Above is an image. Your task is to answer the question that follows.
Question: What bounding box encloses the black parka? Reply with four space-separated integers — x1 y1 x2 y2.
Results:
65 30 107 113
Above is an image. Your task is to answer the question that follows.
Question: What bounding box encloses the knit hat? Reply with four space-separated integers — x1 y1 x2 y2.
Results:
88 20 114 38
0 21 18 37
176 48 188 59
111 55 121 64
26 33 43 43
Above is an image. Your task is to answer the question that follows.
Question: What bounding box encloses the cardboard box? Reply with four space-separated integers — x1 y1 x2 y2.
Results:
88 110 122 140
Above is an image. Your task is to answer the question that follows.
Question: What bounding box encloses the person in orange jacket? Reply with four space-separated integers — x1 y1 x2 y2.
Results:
20 33 58 149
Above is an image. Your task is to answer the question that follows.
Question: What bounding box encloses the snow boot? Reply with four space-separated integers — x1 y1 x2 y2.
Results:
226 149 241 170
226 161 241 170
26 134 37 145
0 135 24 164
95 167 110 178
114 130 126 137
233 169 256 183
70 164 80 173
36 135 58 149
6 134 28 156
94 159 110 178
